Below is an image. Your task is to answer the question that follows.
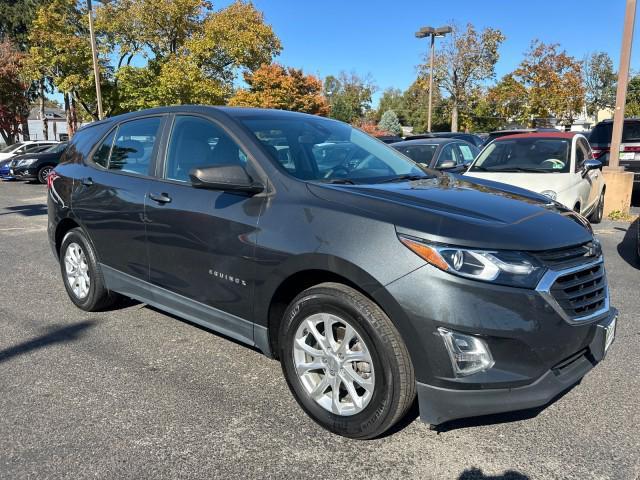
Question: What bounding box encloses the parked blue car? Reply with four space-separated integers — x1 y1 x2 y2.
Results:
0 159 12 180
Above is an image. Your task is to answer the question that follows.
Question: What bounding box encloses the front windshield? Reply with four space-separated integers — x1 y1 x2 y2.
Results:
392 144 438 166
238 115 431 183
470 138 570 173
0 142 23 153
44 142 68 153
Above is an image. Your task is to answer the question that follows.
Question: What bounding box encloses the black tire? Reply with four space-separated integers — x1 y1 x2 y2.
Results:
59 228 116 311
589 191 605 224
279 282 415 439
37 165 54 184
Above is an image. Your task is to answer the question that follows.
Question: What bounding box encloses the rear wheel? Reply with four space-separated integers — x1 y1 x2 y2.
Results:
37 165 53 184
60 228 116 311
279 282 415 439
589 191 605 224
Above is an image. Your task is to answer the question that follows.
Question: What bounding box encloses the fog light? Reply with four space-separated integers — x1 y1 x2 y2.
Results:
438 328 494 377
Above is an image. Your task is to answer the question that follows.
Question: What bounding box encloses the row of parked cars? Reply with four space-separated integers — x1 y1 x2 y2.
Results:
383 128 607 222
0 140 68 184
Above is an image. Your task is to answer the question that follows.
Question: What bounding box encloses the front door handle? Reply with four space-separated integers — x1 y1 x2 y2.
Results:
81 177 94 186
149 192 172 204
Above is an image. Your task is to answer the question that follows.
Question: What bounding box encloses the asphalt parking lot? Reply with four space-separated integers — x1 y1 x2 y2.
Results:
0 180 638 480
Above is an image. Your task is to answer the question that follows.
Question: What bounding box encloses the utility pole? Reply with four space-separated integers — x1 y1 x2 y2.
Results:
415 25 451 132
609 0 637 170
87 0 104 120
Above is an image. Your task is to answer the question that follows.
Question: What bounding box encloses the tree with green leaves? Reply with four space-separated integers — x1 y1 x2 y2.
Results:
625 75 640 117
229 63 329 114
378 110 402 135
583 51 616 117
376 88 405 123
486 74 528 126
324 72 375 123
0 0 47 49
427 23 505 132
96 0 281 112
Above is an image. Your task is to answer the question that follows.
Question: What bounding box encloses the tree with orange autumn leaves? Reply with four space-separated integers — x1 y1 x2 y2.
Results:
230 63 329 115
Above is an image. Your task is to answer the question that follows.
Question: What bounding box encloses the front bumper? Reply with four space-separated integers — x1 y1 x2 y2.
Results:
417 309 617 425
10 166 36 180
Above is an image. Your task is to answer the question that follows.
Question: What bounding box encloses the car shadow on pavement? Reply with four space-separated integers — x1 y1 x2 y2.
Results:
458 467 530 479
0 320 97 364
0 203 47 217
617 217 639 269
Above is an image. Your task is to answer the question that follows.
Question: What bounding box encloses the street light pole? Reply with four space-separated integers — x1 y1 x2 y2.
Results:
609 0 637 170
416 26 451 133
87 0 104 120
428 34 435 132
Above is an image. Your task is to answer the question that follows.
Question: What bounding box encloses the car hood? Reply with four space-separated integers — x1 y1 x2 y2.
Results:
307 174 592 251
464 171 575 194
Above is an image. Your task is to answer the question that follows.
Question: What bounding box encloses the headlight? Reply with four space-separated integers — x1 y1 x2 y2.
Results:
16 158 36 167
540 190 557 201
398 235 545 288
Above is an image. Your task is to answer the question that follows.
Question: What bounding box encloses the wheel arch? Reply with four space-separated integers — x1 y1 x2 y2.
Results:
260 255 421 367
54 217 81 257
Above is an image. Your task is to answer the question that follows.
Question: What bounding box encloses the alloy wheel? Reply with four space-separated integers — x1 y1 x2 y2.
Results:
64 242 90 299
39 167 53 184
292 313 375 416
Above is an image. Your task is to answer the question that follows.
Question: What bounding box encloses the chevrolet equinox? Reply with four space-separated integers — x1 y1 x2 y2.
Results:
48 106 617 439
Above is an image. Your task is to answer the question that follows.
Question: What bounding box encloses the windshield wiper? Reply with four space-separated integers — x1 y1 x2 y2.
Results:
378 174 432 183
469 165 488 171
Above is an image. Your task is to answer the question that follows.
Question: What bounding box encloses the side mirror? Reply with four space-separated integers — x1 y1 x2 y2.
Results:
437 160 456 170
584 159 602 171
189 164 264 194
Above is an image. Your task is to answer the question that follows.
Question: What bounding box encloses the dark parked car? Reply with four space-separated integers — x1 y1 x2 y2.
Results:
404 132 484 147
9 142 69 183
48 106 617 439
1 145 53 180
390 138 479 173
589 119 640 187
375 134 404 144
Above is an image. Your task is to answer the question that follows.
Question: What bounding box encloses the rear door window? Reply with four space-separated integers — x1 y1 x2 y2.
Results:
92 129 116 168
109 117 161 175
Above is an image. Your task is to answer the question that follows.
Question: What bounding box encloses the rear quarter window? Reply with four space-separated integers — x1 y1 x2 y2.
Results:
64 123 114 164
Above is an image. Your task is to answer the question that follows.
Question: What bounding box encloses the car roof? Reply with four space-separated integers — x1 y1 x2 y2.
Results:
493 132 578 141
77 106 342 133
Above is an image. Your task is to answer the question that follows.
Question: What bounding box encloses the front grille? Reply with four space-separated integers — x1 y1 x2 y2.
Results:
549 262 607 319
533 242 600 269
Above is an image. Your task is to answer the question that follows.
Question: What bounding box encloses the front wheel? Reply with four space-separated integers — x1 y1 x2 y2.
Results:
279 283 415 439
589 191 605 224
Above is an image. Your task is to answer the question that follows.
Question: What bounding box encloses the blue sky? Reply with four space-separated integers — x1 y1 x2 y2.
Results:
217 0 640 105
59 1 640 109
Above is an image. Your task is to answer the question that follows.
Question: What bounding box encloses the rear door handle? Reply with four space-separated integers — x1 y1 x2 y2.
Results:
149 192 172 204
81 177 94 186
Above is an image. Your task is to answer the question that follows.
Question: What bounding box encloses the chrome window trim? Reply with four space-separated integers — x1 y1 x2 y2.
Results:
536 256 609 325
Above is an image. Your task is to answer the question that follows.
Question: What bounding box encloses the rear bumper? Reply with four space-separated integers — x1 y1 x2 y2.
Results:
417 309 617 425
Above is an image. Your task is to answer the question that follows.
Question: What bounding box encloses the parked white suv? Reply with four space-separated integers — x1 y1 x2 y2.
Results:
0 141 59 162
465 132 606 222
